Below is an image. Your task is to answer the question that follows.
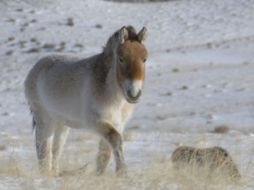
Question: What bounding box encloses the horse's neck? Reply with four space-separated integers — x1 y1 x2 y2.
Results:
92 52 124 105
105 58 123 103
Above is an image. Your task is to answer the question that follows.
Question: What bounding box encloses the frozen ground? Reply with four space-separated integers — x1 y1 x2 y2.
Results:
0 0 254 189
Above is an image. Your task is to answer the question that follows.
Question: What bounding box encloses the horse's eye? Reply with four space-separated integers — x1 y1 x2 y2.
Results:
119 57 124 63
143 58 147 63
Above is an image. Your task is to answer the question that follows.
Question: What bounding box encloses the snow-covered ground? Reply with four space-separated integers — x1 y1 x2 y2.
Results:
0 0 254 189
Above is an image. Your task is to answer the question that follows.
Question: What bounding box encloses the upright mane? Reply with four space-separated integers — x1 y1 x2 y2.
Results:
123 26 139 41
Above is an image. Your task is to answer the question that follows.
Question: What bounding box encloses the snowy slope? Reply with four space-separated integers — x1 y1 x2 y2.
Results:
0 0 254 189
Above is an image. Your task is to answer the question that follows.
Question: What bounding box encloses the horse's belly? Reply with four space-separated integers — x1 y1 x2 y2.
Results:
38 90 96 130
46 105 97 130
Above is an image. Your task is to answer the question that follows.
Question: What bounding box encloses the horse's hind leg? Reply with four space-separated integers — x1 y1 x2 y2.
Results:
96 138 112 175
34 114 55 176
52 125 70 176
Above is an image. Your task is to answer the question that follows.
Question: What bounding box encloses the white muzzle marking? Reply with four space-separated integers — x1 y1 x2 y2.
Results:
123 80 142 103
130 80 142 98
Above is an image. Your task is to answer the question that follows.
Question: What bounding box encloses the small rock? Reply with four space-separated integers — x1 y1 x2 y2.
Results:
74 43 83 48
0 145 6 151
30 38 37 42
22 22 29 27
165 48 171 53
5 50 13 56
30 19 37 23
95 24 103 29
2 112 9 116
172 68 179 73
19 40 27 48
212 125 230 134
164 92 173 96
6 18 15 23
26 47 40 53
207 114 215 120
129 125 140 129
202 84 212 89
206 120 213 124
156 115 168 120
60 41 66 47
20 27 25 32
189 111 196 116
180 85 188 90
16 8 23 12
206 42 213 49
67 17 74 26
43 43 55 49
38 27 46 31
8 37 15 42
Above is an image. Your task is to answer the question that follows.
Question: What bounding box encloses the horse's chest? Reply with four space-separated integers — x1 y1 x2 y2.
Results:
100 106 123 125
94 102 132 131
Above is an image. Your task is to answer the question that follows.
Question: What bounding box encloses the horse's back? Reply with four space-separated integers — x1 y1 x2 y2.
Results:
24 54 90 113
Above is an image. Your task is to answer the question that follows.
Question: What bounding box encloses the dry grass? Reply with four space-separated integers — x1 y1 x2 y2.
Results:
0 154 249 190
172 146 241 183
0 134 251 190
54 161 246 190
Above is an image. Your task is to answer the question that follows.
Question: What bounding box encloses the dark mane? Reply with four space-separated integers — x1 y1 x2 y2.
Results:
125 25 139 41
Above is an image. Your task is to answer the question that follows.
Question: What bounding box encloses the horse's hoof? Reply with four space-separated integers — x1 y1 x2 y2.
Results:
116 166 127 177
96 169 105 176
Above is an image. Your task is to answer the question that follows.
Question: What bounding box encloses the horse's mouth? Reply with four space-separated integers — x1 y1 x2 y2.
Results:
125 90 142 104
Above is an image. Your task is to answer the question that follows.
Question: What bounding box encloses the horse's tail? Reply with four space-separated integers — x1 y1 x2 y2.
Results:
32 116 36 131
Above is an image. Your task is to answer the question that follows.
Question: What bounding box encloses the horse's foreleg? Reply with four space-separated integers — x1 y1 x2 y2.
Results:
52 125 70 176
99 123 126 175
96 138 112 175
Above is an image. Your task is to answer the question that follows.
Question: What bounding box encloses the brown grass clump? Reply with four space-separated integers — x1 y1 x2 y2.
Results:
171 146 241 183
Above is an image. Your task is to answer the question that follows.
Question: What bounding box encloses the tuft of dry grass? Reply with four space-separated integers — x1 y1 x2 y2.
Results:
171 146 241 185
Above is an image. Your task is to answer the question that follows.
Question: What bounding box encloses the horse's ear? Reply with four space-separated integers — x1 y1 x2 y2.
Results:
137 27 147 43
119 26 128 44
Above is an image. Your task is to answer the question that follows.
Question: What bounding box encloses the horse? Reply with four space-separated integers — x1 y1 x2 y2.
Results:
24 26 148 176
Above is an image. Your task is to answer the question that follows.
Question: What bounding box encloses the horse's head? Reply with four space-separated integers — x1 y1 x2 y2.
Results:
106 26 148 104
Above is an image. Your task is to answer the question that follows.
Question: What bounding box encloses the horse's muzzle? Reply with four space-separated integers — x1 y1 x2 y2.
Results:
126 89 142 103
